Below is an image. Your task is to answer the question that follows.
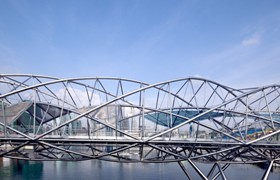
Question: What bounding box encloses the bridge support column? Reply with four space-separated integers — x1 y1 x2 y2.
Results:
206 163 229 180
207 163 217 178
177 161 192 180
212 163 230 180
216 163 227 180
262 160 274 180
187 159 208 180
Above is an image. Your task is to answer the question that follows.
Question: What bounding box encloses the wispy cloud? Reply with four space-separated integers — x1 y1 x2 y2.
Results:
0 65 21 74
191 30 280 88
0 43 22 73
0 43 12 53
241 34 261 46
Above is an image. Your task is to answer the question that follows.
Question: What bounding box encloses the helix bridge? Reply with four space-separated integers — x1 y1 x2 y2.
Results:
0 74 279 179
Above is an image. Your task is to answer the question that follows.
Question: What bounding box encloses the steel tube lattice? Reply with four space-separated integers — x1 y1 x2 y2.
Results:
0 74 279 179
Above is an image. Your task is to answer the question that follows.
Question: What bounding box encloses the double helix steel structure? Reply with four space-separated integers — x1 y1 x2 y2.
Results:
0 74 280 179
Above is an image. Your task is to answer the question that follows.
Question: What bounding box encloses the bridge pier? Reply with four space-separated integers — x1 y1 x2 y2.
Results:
177 161 192 180
262 161 274 180
177 161 232 180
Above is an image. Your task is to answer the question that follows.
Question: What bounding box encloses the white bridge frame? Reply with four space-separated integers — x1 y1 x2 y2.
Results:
0 74 279 179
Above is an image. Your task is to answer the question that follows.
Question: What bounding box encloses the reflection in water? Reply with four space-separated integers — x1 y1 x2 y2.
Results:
0 158 43 180
0 158 279 180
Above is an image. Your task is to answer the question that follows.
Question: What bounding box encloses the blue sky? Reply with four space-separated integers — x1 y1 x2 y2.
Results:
0 0 280 88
